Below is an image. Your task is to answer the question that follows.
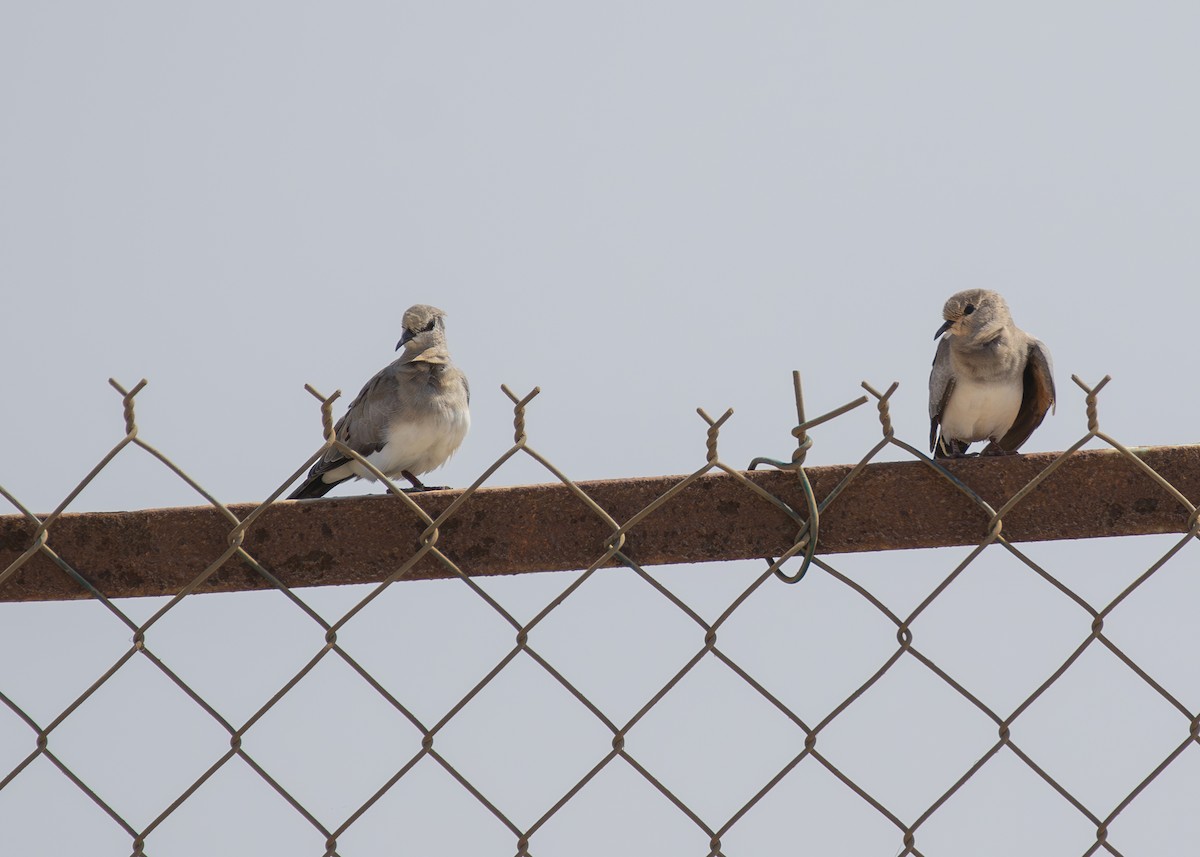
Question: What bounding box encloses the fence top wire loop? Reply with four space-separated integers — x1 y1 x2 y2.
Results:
747 374 867 584
750 370 868 472
696 406 733 463
861 379 899 438
304 383 343 441
1072 373 1112 433
770 482 819 585
501 384 540 445
744 372 826 584
107 377 147 437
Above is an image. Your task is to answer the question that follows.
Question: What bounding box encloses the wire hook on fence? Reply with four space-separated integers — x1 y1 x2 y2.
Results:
749 371 868 584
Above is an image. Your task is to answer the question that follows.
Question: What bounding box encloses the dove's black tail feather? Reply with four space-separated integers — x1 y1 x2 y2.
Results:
288 472 350 499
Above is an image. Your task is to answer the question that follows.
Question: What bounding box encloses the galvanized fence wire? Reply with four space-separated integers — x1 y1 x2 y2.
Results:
0 371 1198 857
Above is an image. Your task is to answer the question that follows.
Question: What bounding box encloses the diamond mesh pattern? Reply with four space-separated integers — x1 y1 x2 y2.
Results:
1 373 1197 857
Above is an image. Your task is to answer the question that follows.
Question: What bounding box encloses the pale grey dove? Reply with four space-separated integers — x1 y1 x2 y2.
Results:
929 289 1055 459
290 304 470 498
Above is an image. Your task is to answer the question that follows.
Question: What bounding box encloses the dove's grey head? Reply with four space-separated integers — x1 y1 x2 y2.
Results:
396 304 449 352
934 289 1013 344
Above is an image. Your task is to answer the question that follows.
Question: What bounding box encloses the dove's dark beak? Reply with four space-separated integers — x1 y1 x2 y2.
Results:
934 319 955 339
396 329 414 351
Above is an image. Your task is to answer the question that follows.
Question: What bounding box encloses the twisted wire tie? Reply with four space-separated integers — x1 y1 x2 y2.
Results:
861 381 899 439
878 399 894 438
502 385 540 446
697 408 733 464
1071 374 1111 434
108 378 147 438
304 384 343 442
790 432 813 466
514 409 526 445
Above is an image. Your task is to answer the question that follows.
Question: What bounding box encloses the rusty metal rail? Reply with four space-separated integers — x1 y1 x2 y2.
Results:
3 445 1198 602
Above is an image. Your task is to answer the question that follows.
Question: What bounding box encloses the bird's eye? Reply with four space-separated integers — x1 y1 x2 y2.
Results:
964 304 975 315
422 319 437 332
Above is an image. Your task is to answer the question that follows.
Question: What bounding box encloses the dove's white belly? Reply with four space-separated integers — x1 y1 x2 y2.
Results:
941 376 1022 443
354 404 471 481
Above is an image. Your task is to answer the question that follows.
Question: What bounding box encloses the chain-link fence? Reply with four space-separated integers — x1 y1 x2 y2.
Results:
1 373 1198 856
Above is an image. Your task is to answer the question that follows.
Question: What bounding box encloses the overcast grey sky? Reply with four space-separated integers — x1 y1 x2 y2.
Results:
2 3 1199 855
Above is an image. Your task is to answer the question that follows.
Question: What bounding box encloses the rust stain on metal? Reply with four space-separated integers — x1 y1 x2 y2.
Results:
2 445 1198 602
